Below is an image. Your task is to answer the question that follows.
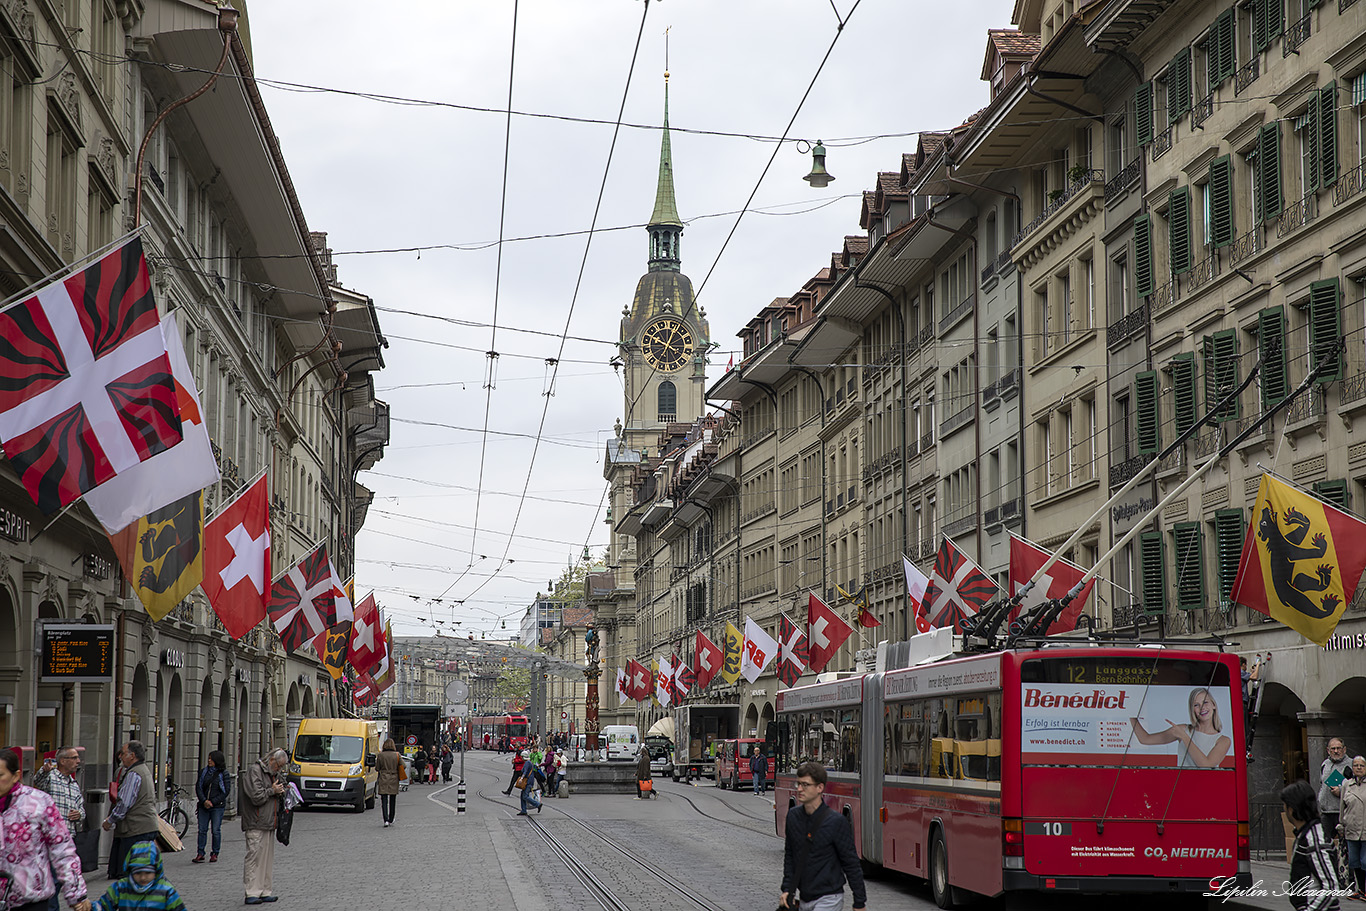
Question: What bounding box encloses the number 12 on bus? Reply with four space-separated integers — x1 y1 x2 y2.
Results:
773 646 1250 905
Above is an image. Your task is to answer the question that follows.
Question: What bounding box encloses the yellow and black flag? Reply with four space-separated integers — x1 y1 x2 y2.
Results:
1231 474 1366 645
721 621 743 685
110 491 204 621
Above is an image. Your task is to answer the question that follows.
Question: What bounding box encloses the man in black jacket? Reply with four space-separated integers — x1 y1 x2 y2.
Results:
780 762 867 911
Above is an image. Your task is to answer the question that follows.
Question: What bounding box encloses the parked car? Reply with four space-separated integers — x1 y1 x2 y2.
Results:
645 735 674 777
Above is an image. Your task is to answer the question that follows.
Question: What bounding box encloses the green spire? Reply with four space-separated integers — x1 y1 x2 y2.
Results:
649 78 682 228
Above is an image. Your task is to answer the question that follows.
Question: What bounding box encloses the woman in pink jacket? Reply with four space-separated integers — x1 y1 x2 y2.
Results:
0 748 91 911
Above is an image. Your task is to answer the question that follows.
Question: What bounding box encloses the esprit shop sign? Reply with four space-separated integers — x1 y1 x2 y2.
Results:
0 506 30 543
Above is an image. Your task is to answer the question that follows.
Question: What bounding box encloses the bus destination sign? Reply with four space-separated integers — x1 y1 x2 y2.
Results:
41 624 115 682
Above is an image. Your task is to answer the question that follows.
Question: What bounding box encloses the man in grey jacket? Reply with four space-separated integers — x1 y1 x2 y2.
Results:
240 748 287 905
100 741 157 877
1320 738 1353 840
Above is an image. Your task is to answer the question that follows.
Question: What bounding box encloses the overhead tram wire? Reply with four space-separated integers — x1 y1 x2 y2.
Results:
457 0 653 608
468 0 521 575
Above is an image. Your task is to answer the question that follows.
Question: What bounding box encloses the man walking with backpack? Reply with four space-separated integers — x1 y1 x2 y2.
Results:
780 762 867 911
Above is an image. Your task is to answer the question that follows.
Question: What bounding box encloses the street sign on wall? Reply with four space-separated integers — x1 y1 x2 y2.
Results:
445 703 468 717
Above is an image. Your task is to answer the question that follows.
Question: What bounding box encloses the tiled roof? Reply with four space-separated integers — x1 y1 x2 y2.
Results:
988 29 1041 56
562 605 594 628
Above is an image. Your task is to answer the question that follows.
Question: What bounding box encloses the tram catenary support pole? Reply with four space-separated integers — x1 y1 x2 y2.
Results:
966 348 1265 650
1007 338 1344 646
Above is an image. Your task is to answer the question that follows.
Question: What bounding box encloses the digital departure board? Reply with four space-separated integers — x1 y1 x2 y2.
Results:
41 624 115 682
1020 655 1230 688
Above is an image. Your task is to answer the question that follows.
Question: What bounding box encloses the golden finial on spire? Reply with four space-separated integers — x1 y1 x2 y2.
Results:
664 25 670 81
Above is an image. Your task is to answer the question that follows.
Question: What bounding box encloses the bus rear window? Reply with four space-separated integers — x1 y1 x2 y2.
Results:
1019 656 1236 769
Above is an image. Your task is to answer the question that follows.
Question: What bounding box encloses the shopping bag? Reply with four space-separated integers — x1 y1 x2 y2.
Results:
155 815 183 853
276 799 293 846
73 826 100 872
398 761 408 782
515 776 527 790
638 779 653 792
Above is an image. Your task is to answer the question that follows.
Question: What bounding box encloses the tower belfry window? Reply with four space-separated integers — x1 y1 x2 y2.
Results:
658 381 677 422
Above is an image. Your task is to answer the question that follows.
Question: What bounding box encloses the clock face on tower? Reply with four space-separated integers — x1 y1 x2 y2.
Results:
641 316 695 372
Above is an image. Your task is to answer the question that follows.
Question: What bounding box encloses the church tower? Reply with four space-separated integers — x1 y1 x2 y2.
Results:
617 72 710 456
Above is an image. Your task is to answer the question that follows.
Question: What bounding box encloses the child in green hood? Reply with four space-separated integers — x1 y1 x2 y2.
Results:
92 841 186 910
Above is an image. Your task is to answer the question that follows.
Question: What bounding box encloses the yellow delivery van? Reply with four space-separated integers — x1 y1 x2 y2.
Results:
288 718 380 812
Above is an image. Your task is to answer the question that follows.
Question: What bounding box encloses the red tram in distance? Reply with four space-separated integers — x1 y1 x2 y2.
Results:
464 713 530 750
773 645 1251 907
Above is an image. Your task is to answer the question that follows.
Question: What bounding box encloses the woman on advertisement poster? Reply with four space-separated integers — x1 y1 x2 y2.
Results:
1128 687 1232 768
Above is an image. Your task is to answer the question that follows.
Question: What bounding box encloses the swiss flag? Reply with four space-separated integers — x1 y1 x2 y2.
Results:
693 630 723 690
807 592 854 674
348 592 385 673
627 658 653 702
1009 534 1096 635
203 472 271 639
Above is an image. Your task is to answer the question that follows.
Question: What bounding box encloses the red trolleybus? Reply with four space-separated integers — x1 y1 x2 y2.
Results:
465 714 530 750
774 646 1250 906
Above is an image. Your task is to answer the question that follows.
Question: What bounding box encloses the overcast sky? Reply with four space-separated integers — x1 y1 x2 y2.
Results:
246 0 1016 639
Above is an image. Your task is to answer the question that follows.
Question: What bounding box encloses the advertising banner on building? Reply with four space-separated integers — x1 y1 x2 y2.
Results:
1020 683 1235 769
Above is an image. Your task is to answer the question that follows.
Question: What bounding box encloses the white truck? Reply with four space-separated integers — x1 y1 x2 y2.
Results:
671 704 740 781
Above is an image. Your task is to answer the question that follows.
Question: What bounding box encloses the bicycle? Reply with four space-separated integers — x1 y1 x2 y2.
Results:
159 781 191 839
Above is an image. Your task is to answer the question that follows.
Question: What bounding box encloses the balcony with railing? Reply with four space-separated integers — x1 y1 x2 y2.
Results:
1284 387 1325 428
1107 302 1149 349
1283 15 1310 56
984 496 1022 527
1334 162 1365 208
940 404 975 438
1148 277 1178 314
997 365 1021 399
1109 452 1153 488
1156 443 1185 477
1341 372 1366 408
1191 91 1215 130
1230 225 1263 265
1186 249 1220 294
739 424 775 451
1276 192 1316 238
862 447 901 481
1150 126 1173 161
940 292 976 334
1105 157 1141 203
1011 169 1104 250
1235 58 1259 94
919 431 935 453
1194 426 1221 458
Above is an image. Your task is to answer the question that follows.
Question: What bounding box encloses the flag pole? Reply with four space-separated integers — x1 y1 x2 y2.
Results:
968 349 1265 649
1009 337 1344 645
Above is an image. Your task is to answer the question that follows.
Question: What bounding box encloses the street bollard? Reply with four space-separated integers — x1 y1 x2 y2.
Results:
457 780 466 814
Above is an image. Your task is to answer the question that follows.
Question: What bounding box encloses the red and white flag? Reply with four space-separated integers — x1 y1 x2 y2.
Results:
1009 534 1096 635
353 670 378 708
693 630 723 690
924 536 999 631
203 472 271 639
807 592 854 673
0 236 184 514
348 592 386 673
904 554 932 633
372 620 396 694
627 658 653 702
268 545 342 652
655 654 674 708
777 613 809 687
670 653 691 701
615 667 629 702
83 312 219 532
740 617 777 683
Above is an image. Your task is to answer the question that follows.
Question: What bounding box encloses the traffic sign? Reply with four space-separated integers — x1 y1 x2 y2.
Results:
561 711 567 720
444 680 469 702
405 735 417 746
445 703 468 717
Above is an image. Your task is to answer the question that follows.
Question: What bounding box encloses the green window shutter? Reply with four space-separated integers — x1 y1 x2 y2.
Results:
1168 48 1192 125
1216 9 1237 84
1169 188 1192 275
1173 522 1205 610
1209 156 1234 248
1258 307 1289 409
1309 278 1343 382
1258 124 1282 224
1313 479 1350 511
1213 509 1245 603
1135 82 1153 147
1320 82 1339 188
1140 530 1167 614
1306 93 1320 193
1172 353 1198 436
1265 0 1284 43
1252 0 1267 53
1136 370 1160 454
1203 330 1241 422
1134 214 1153 298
